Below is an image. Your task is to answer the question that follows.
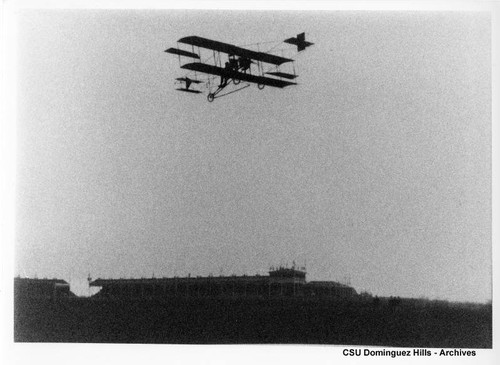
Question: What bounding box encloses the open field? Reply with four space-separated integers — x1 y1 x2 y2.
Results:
14 296 491 347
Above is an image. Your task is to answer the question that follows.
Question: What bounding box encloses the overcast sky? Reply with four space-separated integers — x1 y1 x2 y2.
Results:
15 10 491 302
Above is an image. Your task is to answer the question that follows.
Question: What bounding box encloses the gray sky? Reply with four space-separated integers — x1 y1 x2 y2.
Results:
15 10 491 302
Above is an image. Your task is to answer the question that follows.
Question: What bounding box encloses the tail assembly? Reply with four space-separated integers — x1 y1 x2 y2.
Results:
284 32 314 52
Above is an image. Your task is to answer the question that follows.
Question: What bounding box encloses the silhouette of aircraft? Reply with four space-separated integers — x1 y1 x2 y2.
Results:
165 33 314 102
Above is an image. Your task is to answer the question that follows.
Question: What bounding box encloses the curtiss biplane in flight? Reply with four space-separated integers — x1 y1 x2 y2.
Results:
165 33 313 102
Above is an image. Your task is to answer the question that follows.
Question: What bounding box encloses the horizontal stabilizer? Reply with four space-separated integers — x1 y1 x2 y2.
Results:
266 72 298 80
178 36 293 66
176 88 202 94
165 48 200 59
176 77 202 84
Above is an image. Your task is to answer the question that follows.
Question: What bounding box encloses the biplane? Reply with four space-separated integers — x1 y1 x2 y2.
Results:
165 33 313 102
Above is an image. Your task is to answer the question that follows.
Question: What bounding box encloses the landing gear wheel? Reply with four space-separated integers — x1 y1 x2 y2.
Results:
207 93 215 102
258 83 265 90
233 78 241 85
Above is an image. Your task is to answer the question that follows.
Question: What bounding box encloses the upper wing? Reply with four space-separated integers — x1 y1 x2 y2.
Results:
178 36 293 66
164 48 200 59
181 62 296 88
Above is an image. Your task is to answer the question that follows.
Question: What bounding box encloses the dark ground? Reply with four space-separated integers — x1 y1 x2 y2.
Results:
14 296 492 347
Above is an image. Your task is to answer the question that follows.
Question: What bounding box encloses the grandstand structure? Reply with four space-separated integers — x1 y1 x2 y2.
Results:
14 277 72 300
89 265 356 300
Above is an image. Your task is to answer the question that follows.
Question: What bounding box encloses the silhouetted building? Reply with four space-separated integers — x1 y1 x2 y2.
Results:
89 266 357 300
307 281 357 298
14 277 72 300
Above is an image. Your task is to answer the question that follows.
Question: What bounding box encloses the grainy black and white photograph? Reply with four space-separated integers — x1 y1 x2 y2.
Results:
2 1 497 363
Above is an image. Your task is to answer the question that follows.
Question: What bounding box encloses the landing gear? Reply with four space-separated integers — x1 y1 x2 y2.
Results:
258 83 265 90
206 78 251 102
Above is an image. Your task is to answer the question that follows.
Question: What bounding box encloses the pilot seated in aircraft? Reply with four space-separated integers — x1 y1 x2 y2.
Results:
219 61 231 87
228 56 239 71
238 57 252 73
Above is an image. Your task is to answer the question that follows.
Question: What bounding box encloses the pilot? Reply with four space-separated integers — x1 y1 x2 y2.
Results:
228 56 238 71
239 57 251 73
219 61 231 87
